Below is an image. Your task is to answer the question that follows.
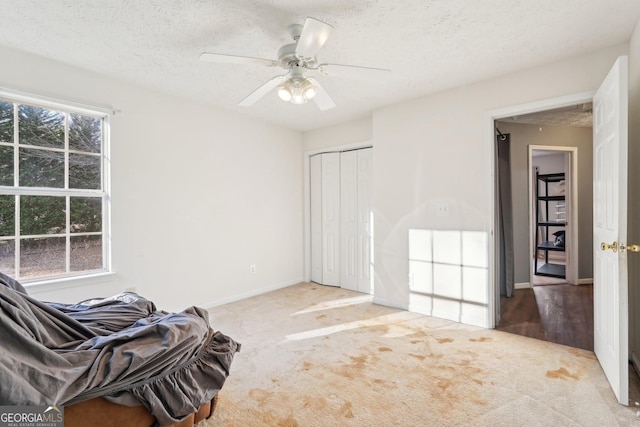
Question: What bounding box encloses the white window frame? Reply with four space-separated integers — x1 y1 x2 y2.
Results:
0 88 112 284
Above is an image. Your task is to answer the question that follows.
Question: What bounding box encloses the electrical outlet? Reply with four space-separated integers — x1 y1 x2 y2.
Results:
436 202 449 216
250 265 256 274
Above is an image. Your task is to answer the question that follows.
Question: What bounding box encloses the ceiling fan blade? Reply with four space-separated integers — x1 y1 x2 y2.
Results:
316 63 390 82
295 18 333 60
200 52 278 67
307 78 335 111
238 75 289 107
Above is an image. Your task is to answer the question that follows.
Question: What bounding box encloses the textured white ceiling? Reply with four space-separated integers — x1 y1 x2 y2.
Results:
0 1 639 131
504 103 594 128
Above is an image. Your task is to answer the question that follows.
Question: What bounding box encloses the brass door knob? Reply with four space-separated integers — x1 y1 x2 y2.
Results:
601 241 618 252
619 243 640 253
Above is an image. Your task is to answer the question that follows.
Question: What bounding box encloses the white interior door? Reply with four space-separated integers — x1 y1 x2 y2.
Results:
593 56 628 405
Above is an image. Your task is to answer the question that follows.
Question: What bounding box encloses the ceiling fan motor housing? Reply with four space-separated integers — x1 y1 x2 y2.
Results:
277 43 316 69
287 23 303 40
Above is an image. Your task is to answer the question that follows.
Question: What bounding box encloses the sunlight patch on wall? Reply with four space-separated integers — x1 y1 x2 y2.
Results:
409 229 488 327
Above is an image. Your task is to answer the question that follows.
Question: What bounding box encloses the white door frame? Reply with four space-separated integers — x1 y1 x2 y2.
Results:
303 141 373 283
486 91 594 328
528 146 578 287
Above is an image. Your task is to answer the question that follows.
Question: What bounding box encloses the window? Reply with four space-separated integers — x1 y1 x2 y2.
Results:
0 93 110 282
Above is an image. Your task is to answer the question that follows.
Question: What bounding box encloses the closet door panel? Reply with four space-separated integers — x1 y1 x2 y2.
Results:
357 148 373 293
340 151 358 291
321 153 341 286
310 155 323 284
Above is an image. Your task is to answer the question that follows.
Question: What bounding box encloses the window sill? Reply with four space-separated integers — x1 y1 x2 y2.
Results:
23 271 116 294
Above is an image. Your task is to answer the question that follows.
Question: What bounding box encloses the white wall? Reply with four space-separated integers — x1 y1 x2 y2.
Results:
370 43 627 327
0 45 304 312
303 117 372 152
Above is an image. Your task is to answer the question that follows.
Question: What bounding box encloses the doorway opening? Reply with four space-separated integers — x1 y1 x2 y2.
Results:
493 104 594 351
529 147 574 287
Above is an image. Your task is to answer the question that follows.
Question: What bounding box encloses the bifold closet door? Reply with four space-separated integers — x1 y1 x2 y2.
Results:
340 148 372 293
340 151 359 291
310 155 323 283
310 152 341 286
356 148 372 293
311 149 371 291
321 153 341 286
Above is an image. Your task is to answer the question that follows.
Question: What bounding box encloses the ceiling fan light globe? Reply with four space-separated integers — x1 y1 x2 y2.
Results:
291 94 307 104
277 85 292 102
303 84 317 100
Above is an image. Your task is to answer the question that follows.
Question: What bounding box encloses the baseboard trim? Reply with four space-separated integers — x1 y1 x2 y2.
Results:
517 278 593 287
377 298 490 328
204 278 304 309
373 296 408 311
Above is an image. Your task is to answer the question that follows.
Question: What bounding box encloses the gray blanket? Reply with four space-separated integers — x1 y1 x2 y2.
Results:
0 273 240 426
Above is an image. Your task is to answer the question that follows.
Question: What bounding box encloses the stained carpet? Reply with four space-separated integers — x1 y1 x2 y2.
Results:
201 283 640 426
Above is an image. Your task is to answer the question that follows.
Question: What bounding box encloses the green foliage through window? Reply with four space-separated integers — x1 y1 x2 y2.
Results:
18 104 64 148
0 101 13 143
0 195 15 237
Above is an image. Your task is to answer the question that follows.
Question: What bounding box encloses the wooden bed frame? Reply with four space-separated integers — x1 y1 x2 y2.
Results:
64 394 218 427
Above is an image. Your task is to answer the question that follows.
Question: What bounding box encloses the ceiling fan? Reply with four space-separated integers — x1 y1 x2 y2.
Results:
199 17 390 111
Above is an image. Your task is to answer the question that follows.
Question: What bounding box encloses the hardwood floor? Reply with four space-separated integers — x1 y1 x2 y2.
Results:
496 283 594 351
496 283 640 403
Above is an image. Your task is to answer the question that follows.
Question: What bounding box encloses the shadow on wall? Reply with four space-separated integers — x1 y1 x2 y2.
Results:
408 229 489 327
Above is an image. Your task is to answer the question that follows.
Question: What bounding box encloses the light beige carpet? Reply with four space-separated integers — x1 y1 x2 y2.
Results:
202 283 640 426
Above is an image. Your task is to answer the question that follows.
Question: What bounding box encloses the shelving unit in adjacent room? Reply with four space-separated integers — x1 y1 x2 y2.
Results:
534 172 566 278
